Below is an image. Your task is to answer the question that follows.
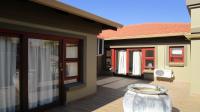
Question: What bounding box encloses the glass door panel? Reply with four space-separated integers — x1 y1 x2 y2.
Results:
129 50 142 76
0 37 20 112
116 50 127 75
28 39 59 109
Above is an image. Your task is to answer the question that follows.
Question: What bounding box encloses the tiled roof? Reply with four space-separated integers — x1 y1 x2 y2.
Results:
98 23 190 40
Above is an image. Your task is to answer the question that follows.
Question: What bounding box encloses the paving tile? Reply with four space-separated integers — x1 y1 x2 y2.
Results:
47 76 200 112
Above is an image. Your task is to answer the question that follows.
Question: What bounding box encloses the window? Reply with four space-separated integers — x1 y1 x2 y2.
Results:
142 48 155 70
64 39 83 84
97 39 104 55
169 46 184 63
105 49 112 71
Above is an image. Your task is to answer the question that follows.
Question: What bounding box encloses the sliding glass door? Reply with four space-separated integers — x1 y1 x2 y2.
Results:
0 36 20 112
28 39 59 109
111 48 155 76
0 31 67 111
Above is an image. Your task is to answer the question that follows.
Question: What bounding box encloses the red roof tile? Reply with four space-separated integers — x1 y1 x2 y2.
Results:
98 23 190 40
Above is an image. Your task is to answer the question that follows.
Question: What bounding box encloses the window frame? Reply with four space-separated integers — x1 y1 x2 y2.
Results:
97 39 104 55
169 46 184 64
105 49 112 71
142 48 155 72
63 39 83 84
111 49 116 73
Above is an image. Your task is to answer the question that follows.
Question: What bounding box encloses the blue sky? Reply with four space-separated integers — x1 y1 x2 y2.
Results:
60 0 190 25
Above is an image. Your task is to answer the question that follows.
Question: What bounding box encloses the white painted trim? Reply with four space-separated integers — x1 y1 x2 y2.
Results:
110 45 156 48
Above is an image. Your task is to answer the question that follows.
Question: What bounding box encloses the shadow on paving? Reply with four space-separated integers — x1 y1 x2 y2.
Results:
47 76 153 112
172 107 180 112
47 76 200 112
47 86 125 112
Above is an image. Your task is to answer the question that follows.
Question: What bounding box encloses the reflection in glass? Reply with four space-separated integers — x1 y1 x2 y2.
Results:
66 62 78 77
145 60 154 68
171 48 183 56
106 50 111 57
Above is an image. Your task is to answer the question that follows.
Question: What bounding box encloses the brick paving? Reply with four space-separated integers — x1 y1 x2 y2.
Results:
47 76 200 112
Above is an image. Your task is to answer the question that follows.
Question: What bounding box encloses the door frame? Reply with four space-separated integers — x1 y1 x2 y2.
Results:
27 36 64 112
112 49 127 75
111 47 155 76
127 48 142 76
0 29 68 112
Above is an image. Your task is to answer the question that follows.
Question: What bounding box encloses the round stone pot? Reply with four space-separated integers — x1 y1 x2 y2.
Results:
123 84 172 112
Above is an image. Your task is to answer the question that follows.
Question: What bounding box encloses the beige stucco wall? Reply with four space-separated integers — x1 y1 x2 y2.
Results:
187 2 200 94
108 43 191 83
187 0 200 5
190 39 200 94
189 6 200 33
156 44 191 82
66 34 97 102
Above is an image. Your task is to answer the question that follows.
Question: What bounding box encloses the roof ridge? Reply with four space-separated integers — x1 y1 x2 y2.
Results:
125 22 190 27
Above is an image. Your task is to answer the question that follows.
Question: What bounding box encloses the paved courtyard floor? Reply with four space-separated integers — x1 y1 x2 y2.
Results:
47 76 200 112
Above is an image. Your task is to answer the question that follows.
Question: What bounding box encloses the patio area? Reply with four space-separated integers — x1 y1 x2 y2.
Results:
47 76 200 112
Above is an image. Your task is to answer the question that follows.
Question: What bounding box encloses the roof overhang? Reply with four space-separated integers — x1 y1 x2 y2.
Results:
102 33 190 40
186 0 200 6
30 0 123 30
185 34 200 39
186 0 200 15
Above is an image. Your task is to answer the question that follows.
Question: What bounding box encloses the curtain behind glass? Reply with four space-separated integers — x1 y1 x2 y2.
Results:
66 62 78 77
132 51 142 76
28 39 59 109
0 37 19 112
66 43 78 58
118 51 126 74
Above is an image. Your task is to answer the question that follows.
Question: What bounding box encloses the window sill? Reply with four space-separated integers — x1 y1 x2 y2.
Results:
64 82 86 91
169 62 184 67
143 69 154 73
97 54 104 56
